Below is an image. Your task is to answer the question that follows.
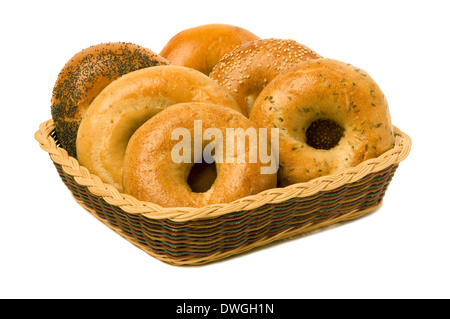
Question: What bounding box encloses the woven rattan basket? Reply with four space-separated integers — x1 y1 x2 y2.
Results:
35 119 411 266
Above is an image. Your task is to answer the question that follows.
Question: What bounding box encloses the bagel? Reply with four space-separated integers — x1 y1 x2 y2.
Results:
76 65 242 192
160 24 259 75
210 38 322 116
250 58 395 186
123 103 277 208
51 42 169 158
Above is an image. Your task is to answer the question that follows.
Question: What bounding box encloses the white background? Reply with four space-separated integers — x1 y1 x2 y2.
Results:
1 0 449 299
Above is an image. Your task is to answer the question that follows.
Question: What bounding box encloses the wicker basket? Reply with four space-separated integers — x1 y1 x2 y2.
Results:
35 119 411 266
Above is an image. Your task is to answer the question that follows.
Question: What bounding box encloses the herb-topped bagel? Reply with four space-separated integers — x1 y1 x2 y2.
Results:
250 58 395 186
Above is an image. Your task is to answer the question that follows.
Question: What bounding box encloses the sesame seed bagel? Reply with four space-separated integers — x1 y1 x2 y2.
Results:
76 65 242 192
160 24 259 76
123 102 277 208
51 42 170 158
209 38 322 117
250 58 395 187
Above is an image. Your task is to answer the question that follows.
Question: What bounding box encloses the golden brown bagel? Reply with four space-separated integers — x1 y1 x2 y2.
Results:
123 103 277 208
250 58 395 186
160 24 259 75
51 42 169 158
76 65 242 192
210 38 322 117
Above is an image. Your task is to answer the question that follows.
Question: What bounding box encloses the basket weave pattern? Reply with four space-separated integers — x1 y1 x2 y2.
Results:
35 119 411 265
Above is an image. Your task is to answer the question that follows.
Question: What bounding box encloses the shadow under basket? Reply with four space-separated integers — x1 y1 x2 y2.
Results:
35 119 411 266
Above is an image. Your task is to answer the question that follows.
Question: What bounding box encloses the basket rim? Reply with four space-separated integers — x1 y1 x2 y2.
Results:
35 119 411 222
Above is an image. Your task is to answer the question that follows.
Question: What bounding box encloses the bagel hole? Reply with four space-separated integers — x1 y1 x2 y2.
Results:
306 119 344 150
187 161 217 193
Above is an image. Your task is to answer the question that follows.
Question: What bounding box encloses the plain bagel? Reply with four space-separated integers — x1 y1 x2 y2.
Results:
51 42 169 158
250 58 395 186
160 24 259 75
123 102 277 208
76 65 242 192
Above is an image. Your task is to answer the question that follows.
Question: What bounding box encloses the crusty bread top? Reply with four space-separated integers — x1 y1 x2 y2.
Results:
160 24 259 75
